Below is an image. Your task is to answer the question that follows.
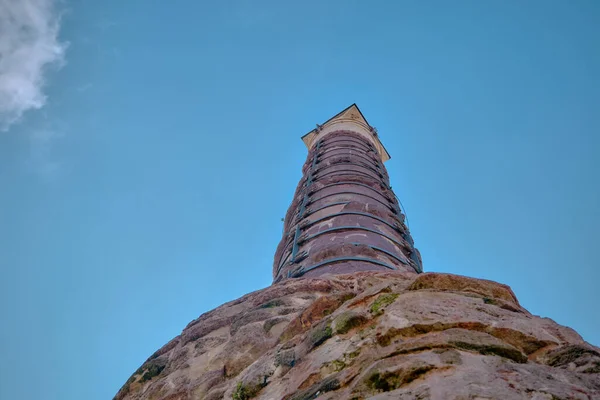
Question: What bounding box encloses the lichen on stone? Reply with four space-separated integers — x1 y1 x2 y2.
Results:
140 364 165 382
544 344 600 373
307 321 333 349
259 298 286 309
232 381 260 400
286 375 340 400
262 317 287 333
321 358 347 374
450 339 527 363
333 311 368 334
369 293 399 315
367 364 435 392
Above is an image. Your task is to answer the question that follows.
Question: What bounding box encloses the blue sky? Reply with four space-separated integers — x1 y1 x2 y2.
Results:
0 1 598 399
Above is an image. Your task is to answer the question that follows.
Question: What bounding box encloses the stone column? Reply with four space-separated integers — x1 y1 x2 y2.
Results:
273 105 422 282
115 105 600 400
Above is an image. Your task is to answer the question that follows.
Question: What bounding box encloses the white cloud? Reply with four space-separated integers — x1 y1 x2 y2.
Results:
0 0 67 131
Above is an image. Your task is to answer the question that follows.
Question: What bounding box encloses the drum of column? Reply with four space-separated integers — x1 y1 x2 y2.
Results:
273 130 422 282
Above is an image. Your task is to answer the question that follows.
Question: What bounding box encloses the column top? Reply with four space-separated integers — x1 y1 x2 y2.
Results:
300 104 391 162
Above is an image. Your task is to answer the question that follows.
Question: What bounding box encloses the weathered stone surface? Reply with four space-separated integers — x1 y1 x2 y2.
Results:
114 272 599 400
407 273 520 305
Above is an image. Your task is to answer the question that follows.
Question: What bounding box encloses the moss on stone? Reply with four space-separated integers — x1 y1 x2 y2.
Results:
368 371 391 392
367 365 434 392
288 376 340 400
308 322 333 349
546 345 600 367
369 293 399 316
140 364 165 383
321 359 346 373
450 340 527 363
260 299 284 309
584 362 600 373
232 381 261 400
348 349 361 359
402 365 435 385
332 359 346 371
333 311 368 334
263 317 287 333
339 292 357 302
